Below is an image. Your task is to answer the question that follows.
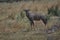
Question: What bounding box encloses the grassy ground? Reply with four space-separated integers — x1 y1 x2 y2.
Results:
0 0 60 40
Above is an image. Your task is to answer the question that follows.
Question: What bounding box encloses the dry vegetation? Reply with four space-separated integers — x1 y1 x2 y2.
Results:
0 0 60 40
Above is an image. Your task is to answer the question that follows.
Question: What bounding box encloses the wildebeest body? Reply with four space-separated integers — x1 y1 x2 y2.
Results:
24 9 47 27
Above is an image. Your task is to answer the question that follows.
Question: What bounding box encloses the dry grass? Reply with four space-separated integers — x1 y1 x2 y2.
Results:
0 1 60 40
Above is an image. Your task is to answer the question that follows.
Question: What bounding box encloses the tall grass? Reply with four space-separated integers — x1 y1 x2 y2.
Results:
0 1 60 40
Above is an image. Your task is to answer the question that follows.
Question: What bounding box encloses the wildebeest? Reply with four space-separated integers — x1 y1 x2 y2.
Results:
23 9 48 29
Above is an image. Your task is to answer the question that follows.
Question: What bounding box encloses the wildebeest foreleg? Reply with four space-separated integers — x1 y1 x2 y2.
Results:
30 20 35 30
